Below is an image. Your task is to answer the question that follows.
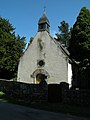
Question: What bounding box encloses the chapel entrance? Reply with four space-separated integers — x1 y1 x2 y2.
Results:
36 73 47 84
31 69 50 84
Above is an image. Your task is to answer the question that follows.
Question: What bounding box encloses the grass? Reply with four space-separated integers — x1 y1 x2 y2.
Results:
0 91 5 98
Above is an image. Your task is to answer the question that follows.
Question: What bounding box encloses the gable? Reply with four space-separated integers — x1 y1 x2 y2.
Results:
26 31 70 60
18 31 69 84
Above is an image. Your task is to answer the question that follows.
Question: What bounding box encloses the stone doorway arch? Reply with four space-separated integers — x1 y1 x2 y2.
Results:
31 69 50 84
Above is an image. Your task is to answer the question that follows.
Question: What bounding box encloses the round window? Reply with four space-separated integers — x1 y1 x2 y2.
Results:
38 60 45 66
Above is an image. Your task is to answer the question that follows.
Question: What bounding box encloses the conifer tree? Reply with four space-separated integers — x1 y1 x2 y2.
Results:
0 17 26 79
68 7 90 89
56 20 71 48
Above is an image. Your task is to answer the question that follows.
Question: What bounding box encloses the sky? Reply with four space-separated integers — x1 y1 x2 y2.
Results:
0 0 90 43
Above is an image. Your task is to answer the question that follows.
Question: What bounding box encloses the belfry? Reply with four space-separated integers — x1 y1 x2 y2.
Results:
38 8 50 33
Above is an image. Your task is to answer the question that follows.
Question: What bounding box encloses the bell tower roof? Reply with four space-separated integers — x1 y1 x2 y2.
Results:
38 13 50 26
38 7 50 33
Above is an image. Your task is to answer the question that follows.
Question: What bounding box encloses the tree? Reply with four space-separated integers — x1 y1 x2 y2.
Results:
69 7 90 61
56 20 71 48
29 37 34 45
68 7 90 89
0 17 26 80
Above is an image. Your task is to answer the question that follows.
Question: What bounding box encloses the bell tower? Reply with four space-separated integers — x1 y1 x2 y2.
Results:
38 7 50 33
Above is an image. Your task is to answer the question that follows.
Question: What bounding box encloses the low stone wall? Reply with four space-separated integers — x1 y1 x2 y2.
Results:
62 89 90 105
0 80 48 103
48 82 90 105
0 80 90 105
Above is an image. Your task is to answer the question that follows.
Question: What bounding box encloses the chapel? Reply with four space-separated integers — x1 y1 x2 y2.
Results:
17 10 72 85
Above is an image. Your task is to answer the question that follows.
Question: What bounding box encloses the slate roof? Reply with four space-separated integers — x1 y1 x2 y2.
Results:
38 13 50 26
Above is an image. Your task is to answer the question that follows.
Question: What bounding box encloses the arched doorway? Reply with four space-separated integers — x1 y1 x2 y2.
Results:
31 69 50 84
36 73 47 84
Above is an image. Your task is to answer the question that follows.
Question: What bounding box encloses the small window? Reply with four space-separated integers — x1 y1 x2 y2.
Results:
37 60 45 67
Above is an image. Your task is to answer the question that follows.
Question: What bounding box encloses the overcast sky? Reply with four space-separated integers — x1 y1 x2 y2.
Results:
0 0 90 43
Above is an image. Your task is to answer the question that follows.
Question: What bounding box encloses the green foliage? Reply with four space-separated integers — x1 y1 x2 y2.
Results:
56 20 71 48
0 91 5 98
68 7 90 89
30 37 34 43
0 17 26 79
69 7 90 61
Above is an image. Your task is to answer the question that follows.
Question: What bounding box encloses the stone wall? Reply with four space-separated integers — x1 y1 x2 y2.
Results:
62 89 90 105
0 80 48 103
0 80 90 105
48 82 90 105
